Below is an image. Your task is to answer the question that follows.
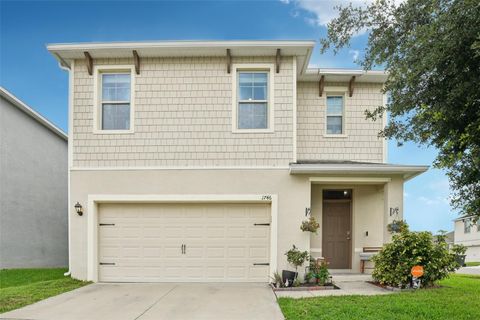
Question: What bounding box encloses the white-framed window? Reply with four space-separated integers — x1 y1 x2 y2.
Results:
93 65 135 134
232 64 274 133
325 95 345 135
464 219 471 233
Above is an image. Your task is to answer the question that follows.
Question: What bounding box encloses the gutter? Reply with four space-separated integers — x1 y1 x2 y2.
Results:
59 61 72 277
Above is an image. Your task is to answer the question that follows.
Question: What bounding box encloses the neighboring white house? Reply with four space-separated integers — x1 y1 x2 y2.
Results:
0 87 68 268
454 216 480 262
48 40 428 283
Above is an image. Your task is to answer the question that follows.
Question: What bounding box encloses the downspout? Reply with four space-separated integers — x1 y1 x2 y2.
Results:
59 60 73 277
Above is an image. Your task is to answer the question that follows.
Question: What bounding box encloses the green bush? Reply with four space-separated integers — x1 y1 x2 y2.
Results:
372 228 460 288
285 245 309 275
305 258 330 285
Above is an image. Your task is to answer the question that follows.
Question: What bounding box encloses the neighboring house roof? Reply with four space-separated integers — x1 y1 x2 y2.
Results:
454 215 478 222
47 40 387 83
0 87 67 140
289 160 428 180
434 231 454 243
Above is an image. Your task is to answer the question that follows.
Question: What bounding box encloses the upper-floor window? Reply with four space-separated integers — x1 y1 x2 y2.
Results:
232 64 274 133
94 65 135 133
464 219 471 233
238 72 268 129
326 95 344 135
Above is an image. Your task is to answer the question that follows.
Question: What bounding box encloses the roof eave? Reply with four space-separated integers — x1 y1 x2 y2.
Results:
0 87 68 141
289 163 429 181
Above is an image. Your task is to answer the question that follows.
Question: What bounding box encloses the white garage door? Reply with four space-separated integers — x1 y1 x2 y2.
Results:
98 202 271 282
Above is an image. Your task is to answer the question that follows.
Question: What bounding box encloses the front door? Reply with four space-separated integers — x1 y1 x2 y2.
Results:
322 190 352 269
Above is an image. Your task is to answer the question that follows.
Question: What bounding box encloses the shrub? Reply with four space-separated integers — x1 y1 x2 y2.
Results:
285 245 309 275
372 227 460 288
305 258 330 285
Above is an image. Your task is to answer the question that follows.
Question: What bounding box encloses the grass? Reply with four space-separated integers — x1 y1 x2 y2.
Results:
465 261 480 267
0 268 90 314
278 274 480 320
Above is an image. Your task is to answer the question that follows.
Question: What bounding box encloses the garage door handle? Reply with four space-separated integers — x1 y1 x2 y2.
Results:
253 263 270 266
99 223 115 226
99 262 115 266
254 223 270 226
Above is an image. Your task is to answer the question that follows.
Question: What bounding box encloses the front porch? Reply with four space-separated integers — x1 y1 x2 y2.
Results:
289 160 428 274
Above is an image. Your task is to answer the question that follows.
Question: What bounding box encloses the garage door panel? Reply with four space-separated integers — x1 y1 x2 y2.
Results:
227 226 247 238
98 202 270 282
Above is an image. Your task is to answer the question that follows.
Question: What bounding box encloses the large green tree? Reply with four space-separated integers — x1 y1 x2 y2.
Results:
321 0 480 220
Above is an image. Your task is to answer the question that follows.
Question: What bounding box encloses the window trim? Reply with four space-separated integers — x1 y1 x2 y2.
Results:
93 65 135 134
324 92 347 137
231 63 275 133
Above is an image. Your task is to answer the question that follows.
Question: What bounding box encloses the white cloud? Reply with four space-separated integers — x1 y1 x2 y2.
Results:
418 195 450 206
285 0 369 26
349 49 360 61
281 0 405 30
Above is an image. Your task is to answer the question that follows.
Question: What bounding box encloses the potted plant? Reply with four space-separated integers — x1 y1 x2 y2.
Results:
387 220 408 233
451 244 467 267
300 216 320 234
283 245 309 286
305 258 330 285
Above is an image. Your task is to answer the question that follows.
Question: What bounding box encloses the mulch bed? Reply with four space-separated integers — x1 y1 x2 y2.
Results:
271 283 339 291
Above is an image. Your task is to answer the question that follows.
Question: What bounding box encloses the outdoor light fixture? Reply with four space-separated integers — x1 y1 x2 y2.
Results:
74 202 83 216
343 190 348 196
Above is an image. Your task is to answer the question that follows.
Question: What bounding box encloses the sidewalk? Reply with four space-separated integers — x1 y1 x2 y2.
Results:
274 274 393 298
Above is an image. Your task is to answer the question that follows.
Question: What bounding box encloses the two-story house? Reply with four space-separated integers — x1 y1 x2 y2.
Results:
49 40 427 283
454 216 480 262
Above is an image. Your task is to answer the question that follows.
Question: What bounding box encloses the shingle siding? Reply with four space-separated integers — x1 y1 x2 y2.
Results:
72 57 385 168
296 81 385 163
72 56 294 167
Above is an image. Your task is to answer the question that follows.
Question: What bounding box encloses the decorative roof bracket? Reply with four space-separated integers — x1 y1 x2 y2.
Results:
276 48 281 73
84 51 93 75
226 49 232 74
133 50 140 75
319 75 325 97
349 76 356 97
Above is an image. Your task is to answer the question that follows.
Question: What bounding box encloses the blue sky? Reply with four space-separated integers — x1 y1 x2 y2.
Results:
0 0 457 232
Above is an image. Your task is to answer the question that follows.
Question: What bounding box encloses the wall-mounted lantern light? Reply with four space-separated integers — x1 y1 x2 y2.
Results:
74 202 83 216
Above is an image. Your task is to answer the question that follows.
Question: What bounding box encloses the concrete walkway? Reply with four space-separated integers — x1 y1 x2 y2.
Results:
1 283 284 320
274 274 393 299
457 266 480 275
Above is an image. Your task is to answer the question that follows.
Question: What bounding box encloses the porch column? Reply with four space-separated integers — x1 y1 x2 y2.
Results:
383 176 404 243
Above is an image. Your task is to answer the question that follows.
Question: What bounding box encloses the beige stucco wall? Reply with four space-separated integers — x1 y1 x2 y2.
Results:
72 56 295 168
454 220 480 262
69 169 405 280
70 169 311 280
296 81 385 163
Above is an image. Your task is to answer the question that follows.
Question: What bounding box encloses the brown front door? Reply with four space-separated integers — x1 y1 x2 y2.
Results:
322 199 352 269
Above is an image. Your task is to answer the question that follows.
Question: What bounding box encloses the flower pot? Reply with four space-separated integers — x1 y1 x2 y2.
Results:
282 270 297 287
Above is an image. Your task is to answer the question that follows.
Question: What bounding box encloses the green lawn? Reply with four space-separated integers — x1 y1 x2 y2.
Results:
0 268 90 314
278 274 480 320
465 261 480 267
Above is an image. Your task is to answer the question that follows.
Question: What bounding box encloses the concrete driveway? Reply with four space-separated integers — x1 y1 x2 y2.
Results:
1 283 284 320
